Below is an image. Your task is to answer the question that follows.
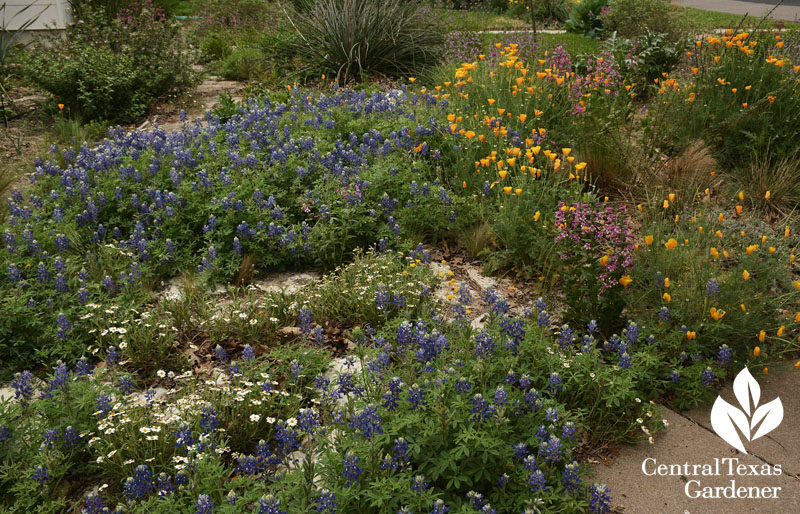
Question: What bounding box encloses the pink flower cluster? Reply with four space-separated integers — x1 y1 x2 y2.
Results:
554 201 635 290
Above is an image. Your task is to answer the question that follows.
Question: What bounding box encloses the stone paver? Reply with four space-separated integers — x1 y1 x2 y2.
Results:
675 0 800 21
593 362 800 512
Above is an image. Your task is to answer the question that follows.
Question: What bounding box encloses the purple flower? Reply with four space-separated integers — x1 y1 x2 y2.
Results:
349 404 382 440
32 466 50 485
11 370 35 403
257 494 286 514
407 383 426 410
195 494 215 514
590 483 612 514
342 452 362 487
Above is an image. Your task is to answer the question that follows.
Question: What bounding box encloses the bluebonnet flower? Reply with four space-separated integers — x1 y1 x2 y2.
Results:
298 307 313 337
562 461 582 492
125 465 154 500
75 357 93 378
548 372 563 393
42 428 59 449
512 442 529 459
7 264 22 283
195 494 215 514
658 306 670 323
669 370 680 384
483 289 509 316
227 491 238 506
118 376 134 394
214 345 228 363
474 330 496 359
411 475 429 495
298 408 320 435
470 393 495 422
557 324 574 349
493 385 508 406
106 346 120 367
274 422 300 458
32 466 50 485
290 360 303 379
316 489 337 513
537 309 551 328
563 421 577 440
466 490 487 510
200 406 219 435
430 499 450 514
546 407 559 423
619 352 632 369
522 455 547 492
499 315 525 345
42 361 70 399
455 377 471 395
718 344 732 367
342 452 362 487
590 483 612 514
37 261 50 283
407 383 426 410
81 492 106 514
498 472 510 489
387 437 411 470
538 434 563 463
350 404 382 440
524 388 542 412
701 367 716 387
63 426 80 448
156 473 174 497
11 370 34 403
56 313 71 339
624 321 639 346
257 494 286 514
535 425 549 441
706 278 720 299
0 425 11 445
95 394 112 417
313 327 325 346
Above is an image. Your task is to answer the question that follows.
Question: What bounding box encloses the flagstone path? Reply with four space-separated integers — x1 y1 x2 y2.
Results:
593 361 800 513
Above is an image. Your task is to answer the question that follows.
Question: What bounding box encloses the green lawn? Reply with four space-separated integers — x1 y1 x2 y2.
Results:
679 6 799 32
436 8 530 32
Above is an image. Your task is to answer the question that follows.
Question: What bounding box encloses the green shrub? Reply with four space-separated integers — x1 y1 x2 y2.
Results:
602 0 688 44
533 0 570 22
218 46 265 81
289 0 444 83
199 32 233 63
24 3 196 123
563 0 607 38
604 29 685 86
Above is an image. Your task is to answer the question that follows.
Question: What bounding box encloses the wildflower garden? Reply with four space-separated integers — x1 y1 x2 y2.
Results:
1 0 800 512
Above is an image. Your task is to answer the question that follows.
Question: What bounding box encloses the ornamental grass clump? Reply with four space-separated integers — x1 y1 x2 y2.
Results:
288 0 444 83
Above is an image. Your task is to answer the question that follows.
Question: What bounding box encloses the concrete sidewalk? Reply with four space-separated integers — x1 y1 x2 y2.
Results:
593 362 800 513
675 0 800 21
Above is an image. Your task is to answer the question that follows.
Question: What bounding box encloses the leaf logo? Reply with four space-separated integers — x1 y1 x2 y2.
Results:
710 367 783 454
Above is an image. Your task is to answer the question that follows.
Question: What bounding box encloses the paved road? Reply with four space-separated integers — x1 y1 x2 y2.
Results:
675 0 800 21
